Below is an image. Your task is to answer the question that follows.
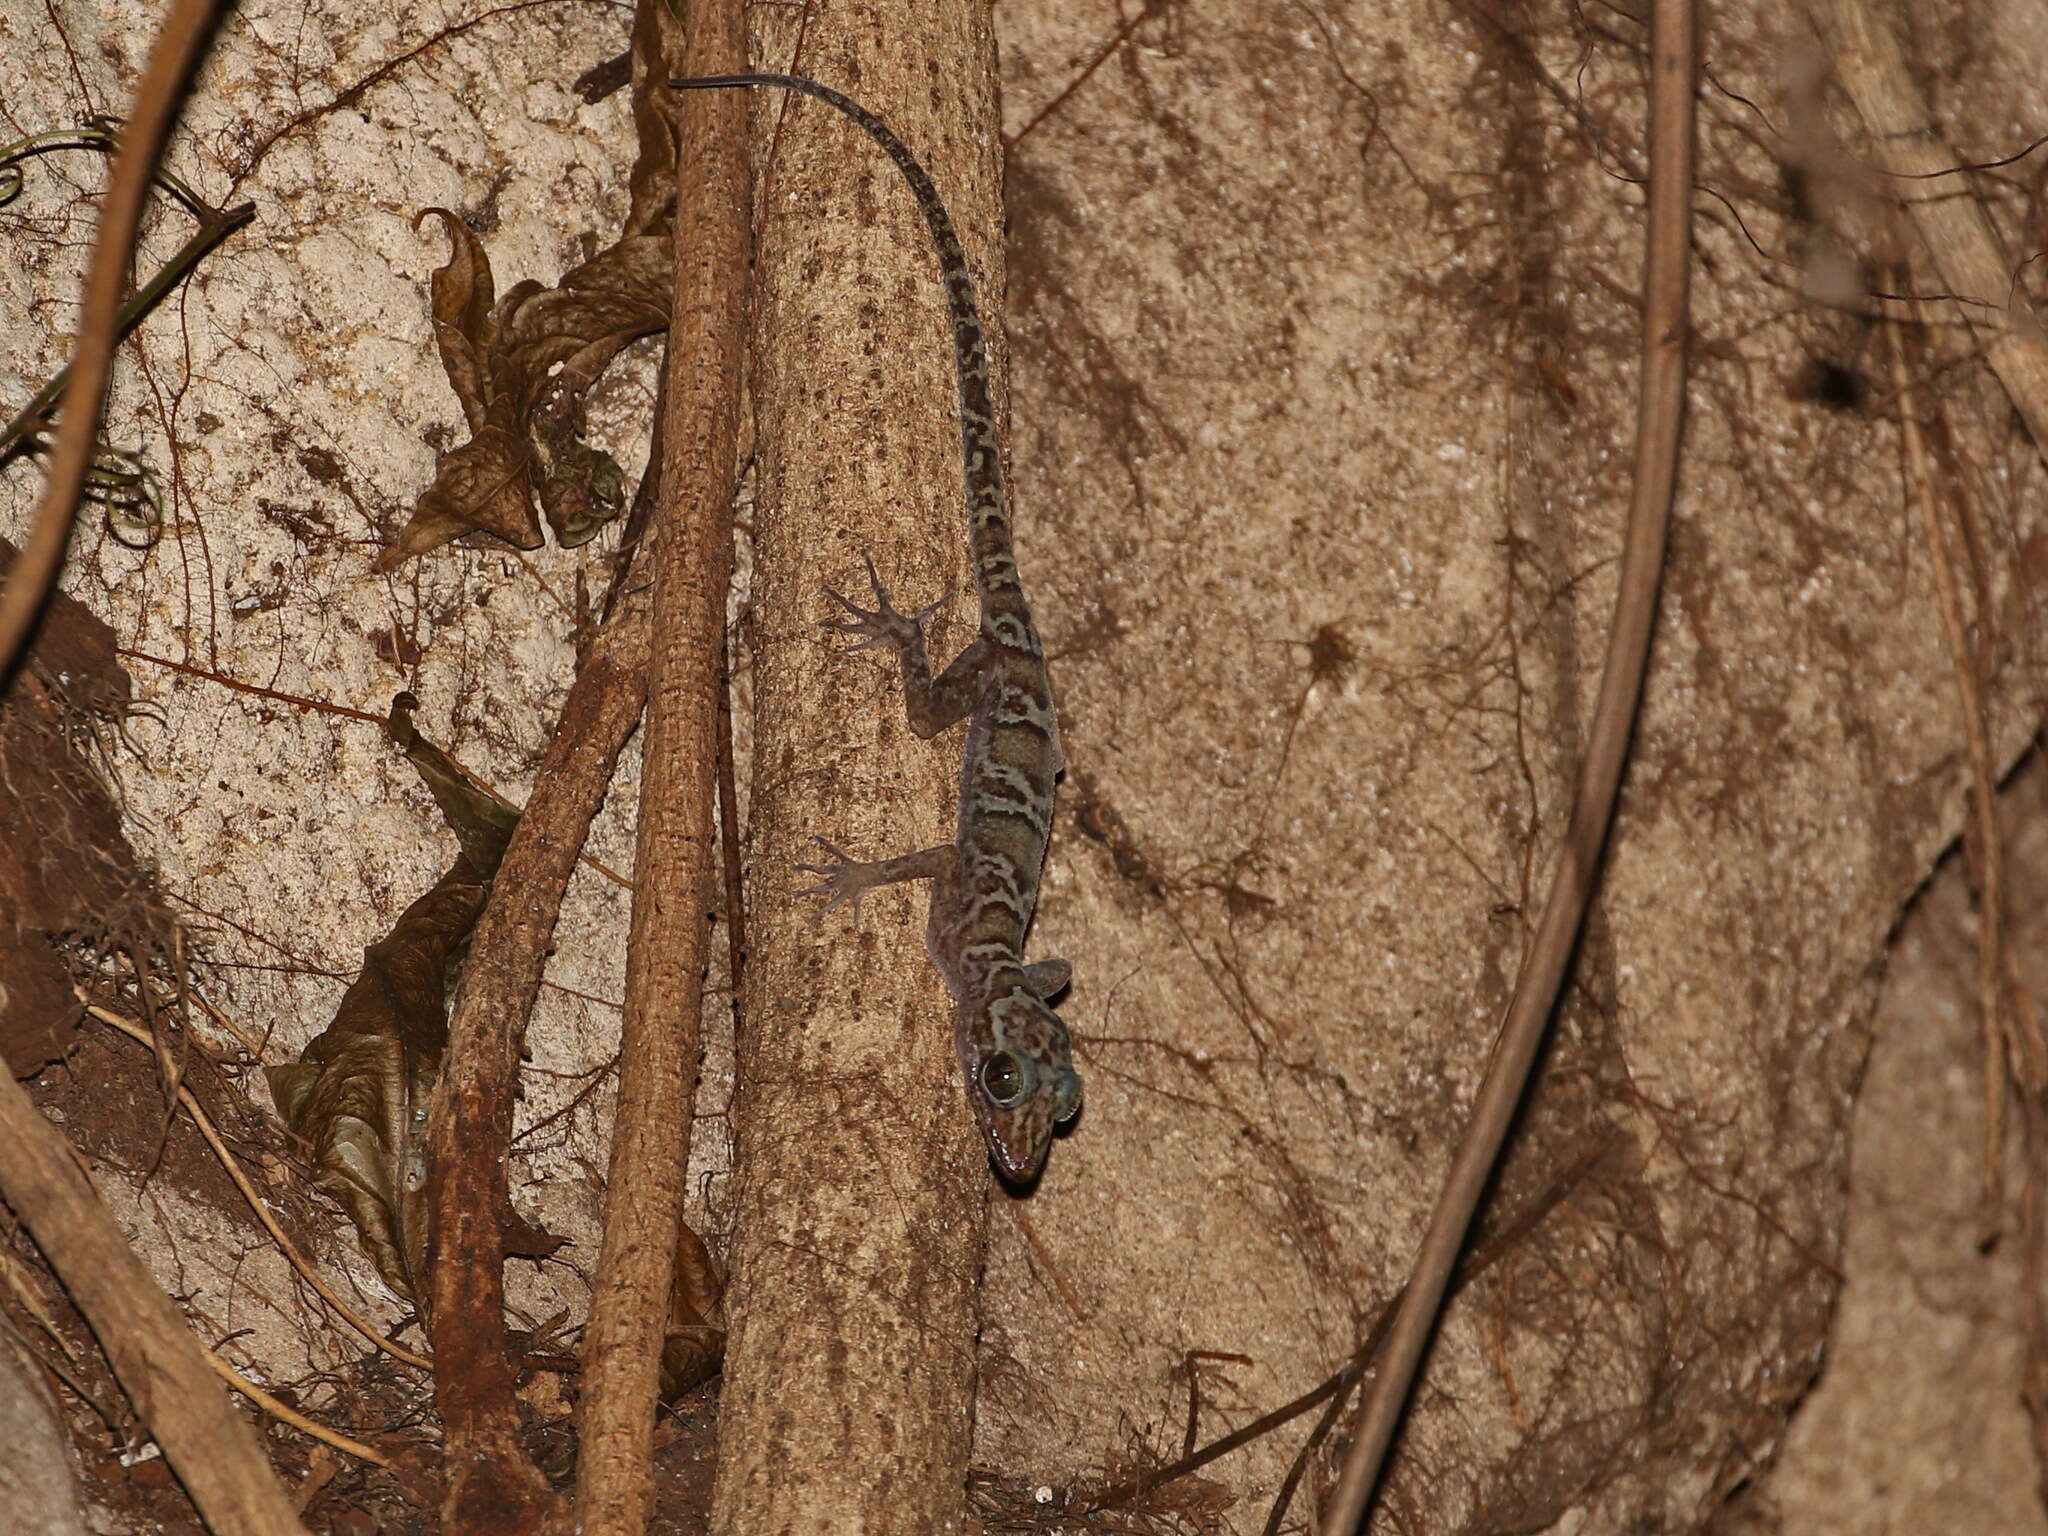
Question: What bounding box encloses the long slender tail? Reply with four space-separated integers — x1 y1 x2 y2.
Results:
669 73 1023 613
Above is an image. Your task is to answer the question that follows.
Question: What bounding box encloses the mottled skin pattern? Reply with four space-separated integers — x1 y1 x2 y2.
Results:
670 74 1081 1183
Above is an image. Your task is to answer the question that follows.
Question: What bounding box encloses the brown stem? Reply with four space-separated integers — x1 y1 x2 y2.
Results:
716 624 748 1004
84 1001 429 1371
1320 1 1696 1526
570 2 751 1530
0 1069 306 1535
425 580 654 1535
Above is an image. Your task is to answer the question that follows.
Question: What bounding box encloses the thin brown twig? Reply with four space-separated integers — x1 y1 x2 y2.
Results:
1262 1364 1356 1536
0 0 227 680
1007 0 1168 148
573 4 749 1527
1320 3 1695 1526
81 1000 432 1371
187 987 278 1061
0 1245 120 1430
0 199 253 461
223 0 617 195
1883 309 2010 1234
716 624 748 1006
117 648 388 722
203 1350 391 1468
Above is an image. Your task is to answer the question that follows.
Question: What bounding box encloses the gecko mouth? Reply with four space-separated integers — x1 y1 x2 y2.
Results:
991 1130 1049 1184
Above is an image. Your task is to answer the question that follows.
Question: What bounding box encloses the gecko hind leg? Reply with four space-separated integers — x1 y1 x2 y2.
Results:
797 839 956 923
1021 958 1072 999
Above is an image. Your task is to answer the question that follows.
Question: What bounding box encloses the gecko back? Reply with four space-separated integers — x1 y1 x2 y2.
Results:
672 72 1082 1183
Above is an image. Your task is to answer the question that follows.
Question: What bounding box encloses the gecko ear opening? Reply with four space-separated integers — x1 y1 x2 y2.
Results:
978 1050 1035 1109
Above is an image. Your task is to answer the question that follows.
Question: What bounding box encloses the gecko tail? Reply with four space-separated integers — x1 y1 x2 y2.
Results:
665 71 1022 611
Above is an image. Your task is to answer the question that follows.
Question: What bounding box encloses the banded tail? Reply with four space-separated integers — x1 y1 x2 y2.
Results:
670 73 1023 614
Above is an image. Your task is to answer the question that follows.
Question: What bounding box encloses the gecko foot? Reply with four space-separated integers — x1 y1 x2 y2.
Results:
798 836 918 926
820 553 947 655
796 839 867 923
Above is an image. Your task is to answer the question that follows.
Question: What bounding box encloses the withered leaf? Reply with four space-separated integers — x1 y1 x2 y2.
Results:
376 0 686 571
424 205 495 432
265 696 522 1307
659 1219 727 1404
266 1025 438 1303
533 376 628 549
623 0 684 240
374 214 545 570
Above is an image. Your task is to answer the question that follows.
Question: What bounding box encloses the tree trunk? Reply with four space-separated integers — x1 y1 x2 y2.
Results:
711 4 1004 1532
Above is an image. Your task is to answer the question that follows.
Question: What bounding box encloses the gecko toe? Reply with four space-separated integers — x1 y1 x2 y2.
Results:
796 838 867 921
859 551 892 603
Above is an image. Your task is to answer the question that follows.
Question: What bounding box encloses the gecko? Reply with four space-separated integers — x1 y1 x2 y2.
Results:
668 73 1081 1183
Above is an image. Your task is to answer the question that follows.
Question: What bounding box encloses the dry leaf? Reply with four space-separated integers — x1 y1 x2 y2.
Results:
376 0 685 570
659 1219 727 1403
265 696 520 1305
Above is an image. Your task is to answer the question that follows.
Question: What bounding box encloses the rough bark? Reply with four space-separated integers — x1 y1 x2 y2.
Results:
710 3 1005 1531
572 0 749 1530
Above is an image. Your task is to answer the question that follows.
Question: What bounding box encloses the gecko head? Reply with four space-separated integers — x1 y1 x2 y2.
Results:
962 982 1082 1184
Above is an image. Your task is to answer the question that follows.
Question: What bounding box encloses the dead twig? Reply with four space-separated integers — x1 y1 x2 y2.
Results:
571 0 750 1529
1320 2 1695 1526
0 0 227 679
715 623 748 1006
0 196 253 463
0 1066 306 1533
115 649 633 890
203 1350 391 1468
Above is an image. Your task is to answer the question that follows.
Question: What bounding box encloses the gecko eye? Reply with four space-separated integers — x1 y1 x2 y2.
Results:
979 1050 1035 1109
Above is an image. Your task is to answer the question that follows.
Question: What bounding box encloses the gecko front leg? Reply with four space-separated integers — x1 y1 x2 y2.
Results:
797 839 956 925
822 556 991 738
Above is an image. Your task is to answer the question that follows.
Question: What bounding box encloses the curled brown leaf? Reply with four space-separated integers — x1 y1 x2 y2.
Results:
376 6 684 572
266 696 524 1307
